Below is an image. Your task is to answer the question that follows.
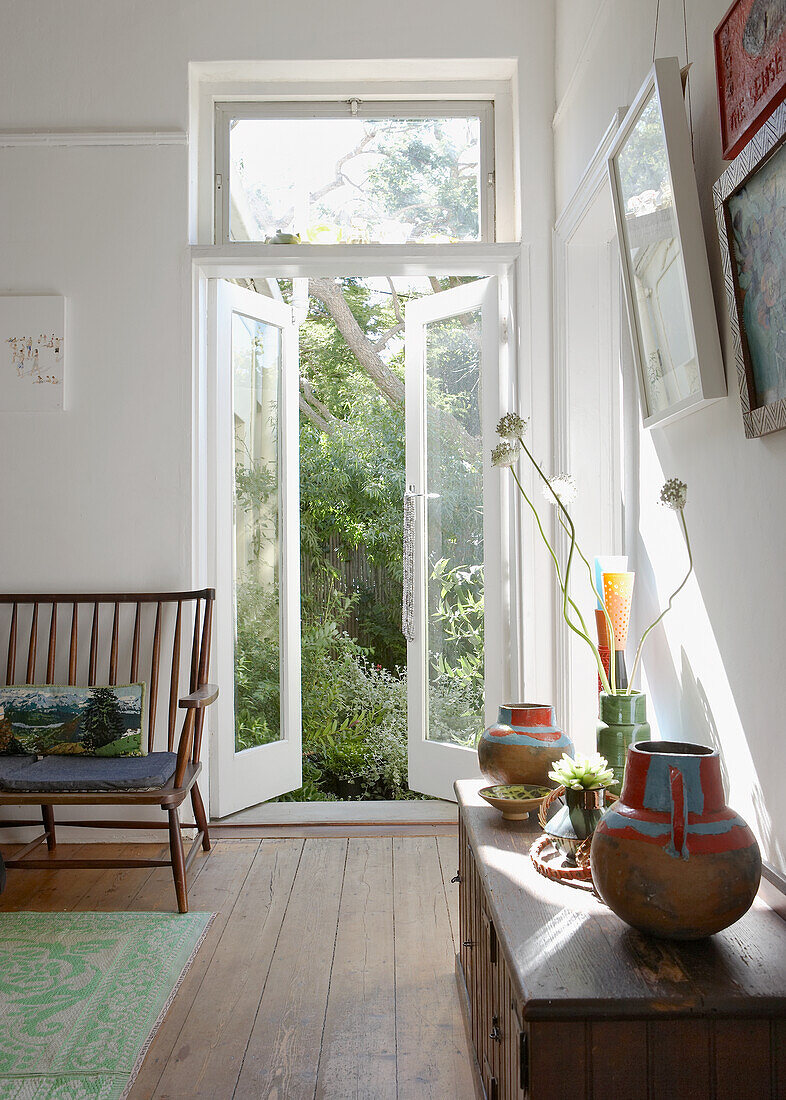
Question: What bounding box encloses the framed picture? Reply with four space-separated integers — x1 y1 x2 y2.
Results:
0 296 65 411
607 58 726 430
715 0 786 162
714 100 786 437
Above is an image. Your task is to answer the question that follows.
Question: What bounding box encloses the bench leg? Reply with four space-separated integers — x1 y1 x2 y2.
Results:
191 782 211 852
41 805 56 851
168 807 188 914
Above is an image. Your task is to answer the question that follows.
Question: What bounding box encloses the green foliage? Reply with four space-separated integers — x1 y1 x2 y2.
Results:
429 559 484 717
234 580 281 752
312 119 481 242
234 273 487 799
82 688 125 752
616 93 669 205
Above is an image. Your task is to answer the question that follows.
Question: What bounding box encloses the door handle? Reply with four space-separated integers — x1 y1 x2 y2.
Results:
402 487 440 644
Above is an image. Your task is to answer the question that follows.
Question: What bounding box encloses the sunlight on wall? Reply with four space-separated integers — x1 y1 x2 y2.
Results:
635 428 782 869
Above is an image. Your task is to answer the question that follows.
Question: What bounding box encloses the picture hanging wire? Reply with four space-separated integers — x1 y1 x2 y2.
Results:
683 0 694 159
652 0 694 160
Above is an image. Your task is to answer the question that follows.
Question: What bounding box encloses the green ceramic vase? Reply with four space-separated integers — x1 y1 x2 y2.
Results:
545 787 606 866
596 691 650 795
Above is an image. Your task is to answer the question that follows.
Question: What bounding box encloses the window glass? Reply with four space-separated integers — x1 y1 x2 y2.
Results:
227 115 483 244
233 312 282 752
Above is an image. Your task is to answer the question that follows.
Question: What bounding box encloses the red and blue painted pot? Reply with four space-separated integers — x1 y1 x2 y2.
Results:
591 741 761 940
478 704 573 787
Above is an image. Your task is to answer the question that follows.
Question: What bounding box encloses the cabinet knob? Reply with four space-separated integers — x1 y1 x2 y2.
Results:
462 939 474 948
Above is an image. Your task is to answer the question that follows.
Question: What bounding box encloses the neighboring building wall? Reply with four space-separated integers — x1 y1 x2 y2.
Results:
555 0 786 874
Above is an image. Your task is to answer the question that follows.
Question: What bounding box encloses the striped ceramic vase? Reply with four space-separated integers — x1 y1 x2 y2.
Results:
591 741 761 939
478 703 573 787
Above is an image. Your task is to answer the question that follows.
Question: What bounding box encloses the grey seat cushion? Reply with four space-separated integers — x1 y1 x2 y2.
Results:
0 756 38 786
0 752 178 793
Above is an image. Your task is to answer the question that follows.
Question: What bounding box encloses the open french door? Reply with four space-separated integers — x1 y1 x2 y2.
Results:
210 280 302 818
405 277 507 801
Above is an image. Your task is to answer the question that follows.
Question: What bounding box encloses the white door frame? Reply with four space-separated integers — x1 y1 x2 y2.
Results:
209 281 302 818
405 277 505 801
191 244 523 818
553 113 627 737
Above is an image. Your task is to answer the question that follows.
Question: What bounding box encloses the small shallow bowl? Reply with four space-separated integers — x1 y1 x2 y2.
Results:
479 783 553 820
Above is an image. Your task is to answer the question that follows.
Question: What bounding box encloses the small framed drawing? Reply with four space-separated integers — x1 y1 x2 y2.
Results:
714 100 786 437
608 57 726 429
0 296 65 412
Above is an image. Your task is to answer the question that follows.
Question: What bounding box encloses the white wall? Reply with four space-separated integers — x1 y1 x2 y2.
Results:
555 0 786 874
0 1 556 820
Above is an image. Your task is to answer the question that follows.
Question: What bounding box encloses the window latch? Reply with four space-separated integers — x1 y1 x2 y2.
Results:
215 173 223 192
347 98 361 116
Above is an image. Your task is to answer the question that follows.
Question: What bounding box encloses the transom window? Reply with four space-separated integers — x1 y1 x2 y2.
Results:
214 100 495 244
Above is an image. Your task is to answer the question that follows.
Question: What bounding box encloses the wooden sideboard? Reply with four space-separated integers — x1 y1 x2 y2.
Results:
455 779 786 1100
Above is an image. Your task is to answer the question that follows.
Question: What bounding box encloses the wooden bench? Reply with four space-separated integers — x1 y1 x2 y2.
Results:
0 590 217 913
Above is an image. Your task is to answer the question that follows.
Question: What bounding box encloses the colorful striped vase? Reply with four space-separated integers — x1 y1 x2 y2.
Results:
591 741 761 939
478 704 573 787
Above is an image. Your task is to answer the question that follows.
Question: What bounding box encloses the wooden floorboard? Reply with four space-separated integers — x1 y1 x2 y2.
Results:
155 838 303 1098
315 837 397 1100
393 836 476 1099
129 839 261 1099
436 834 460 954
233 837 348 1099
0 838 474 1099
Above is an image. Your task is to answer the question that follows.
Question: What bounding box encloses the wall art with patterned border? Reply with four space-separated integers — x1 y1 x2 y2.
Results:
714 101 786 437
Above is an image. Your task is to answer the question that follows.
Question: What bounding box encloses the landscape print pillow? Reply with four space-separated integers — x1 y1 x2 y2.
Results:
0 684 147 757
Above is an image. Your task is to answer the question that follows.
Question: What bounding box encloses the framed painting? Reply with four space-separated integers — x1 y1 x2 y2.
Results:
0 296 65 411
607 58 726 429
714 100 786 437
715 0 786 161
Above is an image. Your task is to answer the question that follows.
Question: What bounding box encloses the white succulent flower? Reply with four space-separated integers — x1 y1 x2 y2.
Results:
659 478 688 510
543 473 577 506
548 751 614 790
496 413 528 440
491 440 521 467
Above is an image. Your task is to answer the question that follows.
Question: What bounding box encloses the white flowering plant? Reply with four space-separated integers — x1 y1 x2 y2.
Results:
548 751 615 790
492 414 693 695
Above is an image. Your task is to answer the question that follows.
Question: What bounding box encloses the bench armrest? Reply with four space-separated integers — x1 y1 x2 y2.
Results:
178 684 219 709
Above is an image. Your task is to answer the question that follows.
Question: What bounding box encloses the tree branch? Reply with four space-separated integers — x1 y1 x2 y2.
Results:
371 322 405 350
309 131 378 204
309 277 406 409
386 276 405 324
299 391 334 434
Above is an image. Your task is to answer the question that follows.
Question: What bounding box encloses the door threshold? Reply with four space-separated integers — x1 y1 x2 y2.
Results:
211 798 457 827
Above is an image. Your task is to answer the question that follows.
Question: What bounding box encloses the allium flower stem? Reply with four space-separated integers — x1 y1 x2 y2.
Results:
557 514 618 694
510 465 613 695
626 509 693 694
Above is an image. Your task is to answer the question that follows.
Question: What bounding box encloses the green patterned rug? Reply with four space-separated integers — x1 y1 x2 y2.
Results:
0 910 213 1099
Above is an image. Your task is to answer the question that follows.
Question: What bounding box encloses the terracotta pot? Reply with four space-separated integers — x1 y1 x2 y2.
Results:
590 741 761 940
596 692 650 796
546 786 607 866
478 704 573 787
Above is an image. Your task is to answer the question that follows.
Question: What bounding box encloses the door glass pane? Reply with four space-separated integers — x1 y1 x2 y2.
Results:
425 308 484 745
232 312 282 752
228 116 482 244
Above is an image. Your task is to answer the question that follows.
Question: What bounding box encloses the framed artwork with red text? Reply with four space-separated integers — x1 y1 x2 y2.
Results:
715 0 786 160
